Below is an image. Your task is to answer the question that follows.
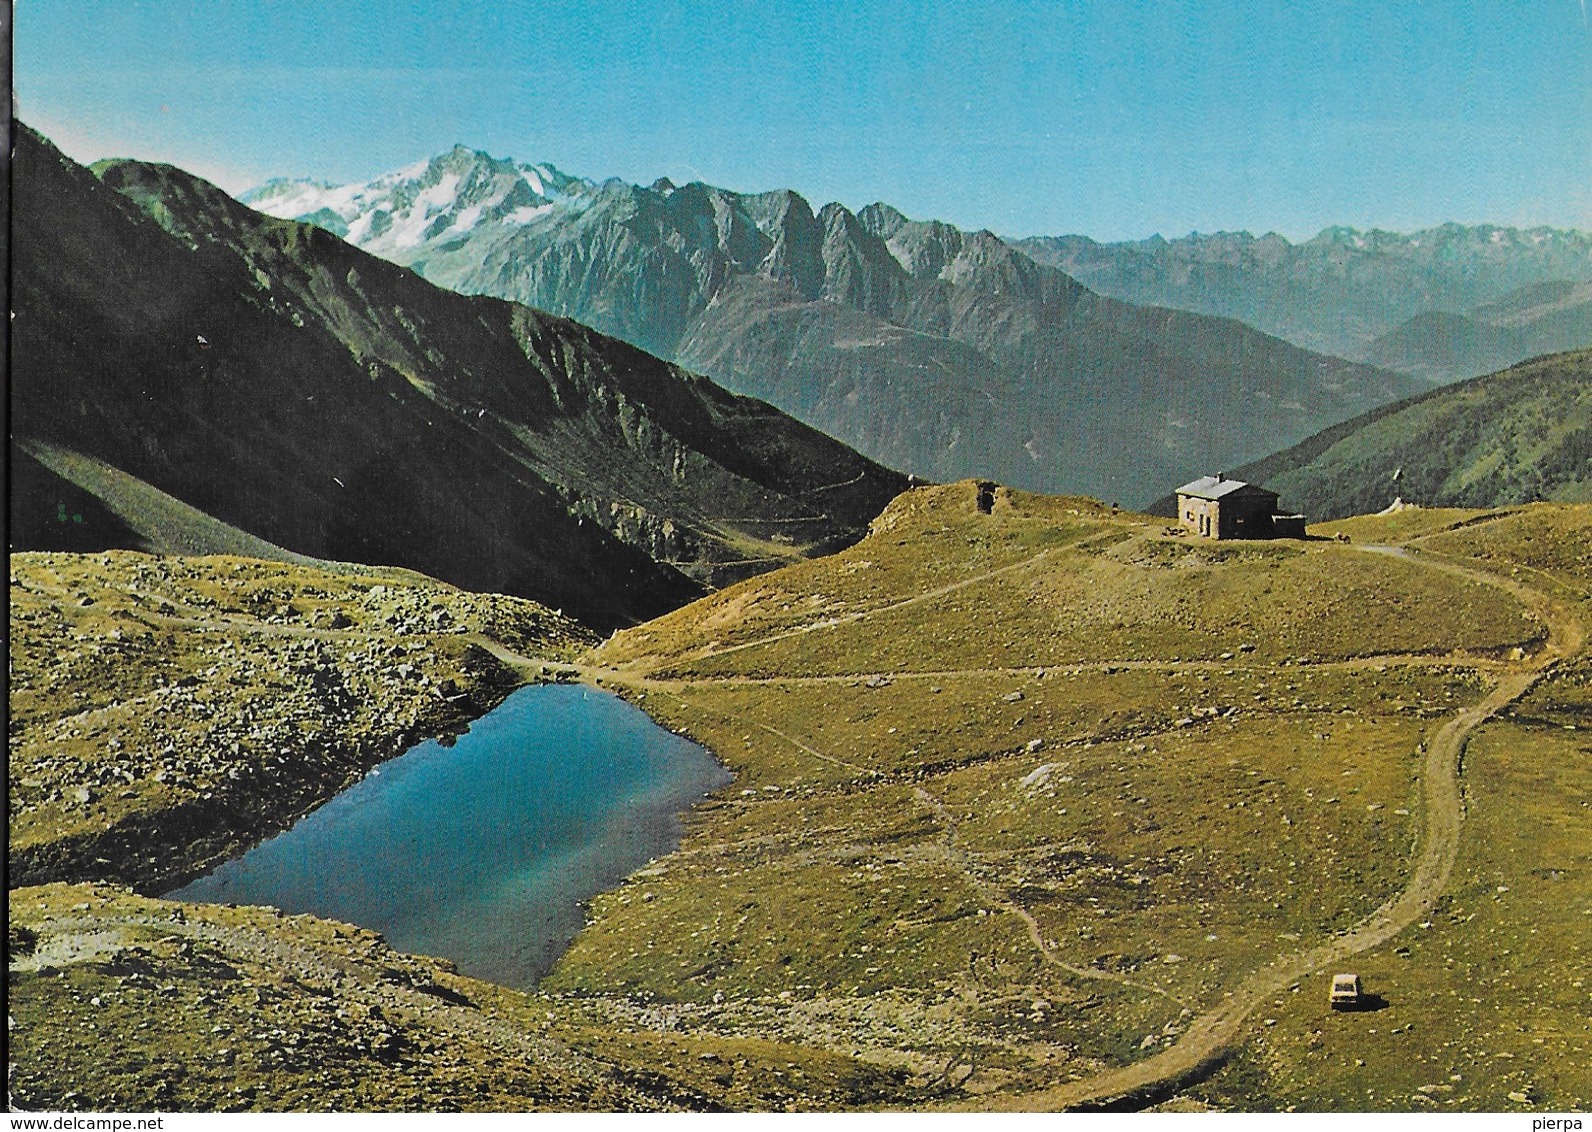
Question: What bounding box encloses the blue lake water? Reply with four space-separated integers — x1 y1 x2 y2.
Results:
166 684 731 987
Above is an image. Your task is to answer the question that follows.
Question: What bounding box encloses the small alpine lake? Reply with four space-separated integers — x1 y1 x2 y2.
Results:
166 684 731 987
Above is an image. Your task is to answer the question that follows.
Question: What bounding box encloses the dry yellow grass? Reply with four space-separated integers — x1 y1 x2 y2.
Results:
10 485 1588 1110
544 483 1584 1107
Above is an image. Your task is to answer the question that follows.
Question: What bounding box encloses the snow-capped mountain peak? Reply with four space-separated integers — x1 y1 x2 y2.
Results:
240 147 591 251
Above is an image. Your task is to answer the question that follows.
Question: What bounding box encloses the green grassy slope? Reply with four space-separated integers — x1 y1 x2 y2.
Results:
1186 505 1592 1111
544 484 1585 1109
15 440 320 563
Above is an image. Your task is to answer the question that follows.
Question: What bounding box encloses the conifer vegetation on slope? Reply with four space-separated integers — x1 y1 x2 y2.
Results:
10 125 906 630
1229 348 1592 520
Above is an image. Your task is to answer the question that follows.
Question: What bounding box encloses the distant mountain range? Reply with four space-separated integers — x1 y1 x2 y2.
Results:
245 149 1421 506
10 125 907 629
1013 226 1592 379
1224 348 1592 520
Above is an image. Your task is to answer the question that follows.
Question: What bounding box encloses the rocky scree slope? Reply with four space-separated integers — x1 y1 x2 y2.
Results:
5 549 922 1112
8 881 910 1111
11 125 906 630
247 149 1420 506
7 550 593 891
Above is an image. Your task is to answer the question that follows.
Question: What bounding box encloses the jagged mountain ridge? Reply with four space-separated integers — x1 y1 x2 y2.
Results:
11 125 908 629
1014 225 1592 376
246 148 1422 506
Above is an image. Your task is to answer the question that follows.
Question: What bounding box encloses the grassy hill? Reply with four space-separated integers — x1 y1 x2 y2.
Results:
546 486 1587 1112
11 124 906 630
1228 349 1592 521
9 489 1587 1111
1361 280 1592 383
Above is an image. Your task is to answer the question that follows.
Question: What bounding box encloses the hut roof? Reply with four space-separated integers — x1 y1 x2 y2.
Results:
1175 476 1278 502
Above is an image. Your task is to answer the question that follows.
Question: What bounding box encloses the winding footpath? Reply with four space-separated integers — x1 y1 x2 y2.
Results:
625 545 1065 676
912 785 1192 1011
478 532 1586 1111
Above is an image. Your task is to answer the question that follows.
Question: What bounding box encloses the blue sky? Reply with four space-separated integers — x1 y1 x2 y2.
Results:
15 0 1592 240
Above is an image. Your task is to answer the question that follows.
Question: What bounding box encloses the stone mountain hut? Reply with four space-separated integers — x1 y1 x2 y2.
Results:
1175 475 1307 540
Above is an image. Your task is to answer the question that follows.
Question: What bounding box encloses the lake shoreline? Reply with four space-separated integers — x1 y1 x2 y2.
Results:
14 678 515 897
8 552 595 895
164 684 733 988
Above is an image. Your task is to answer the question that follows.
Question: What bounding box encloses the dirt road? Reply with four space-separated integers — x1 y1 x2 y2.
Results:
991 549 1581 1111
484 536 1585 1111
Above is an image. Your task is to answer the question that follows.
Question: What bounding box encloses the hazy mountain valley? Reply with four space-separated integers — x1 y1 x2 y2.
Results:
246 148 1428 506
1015 227 1592 379
9 115 1592 1115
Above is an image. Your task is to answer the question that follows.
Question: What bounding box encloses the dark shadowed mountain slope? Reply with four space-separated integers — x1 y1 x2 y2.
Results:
1220 349 1592 520
247 151 1420 506
1014 226 1592 377
10 125 907 629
